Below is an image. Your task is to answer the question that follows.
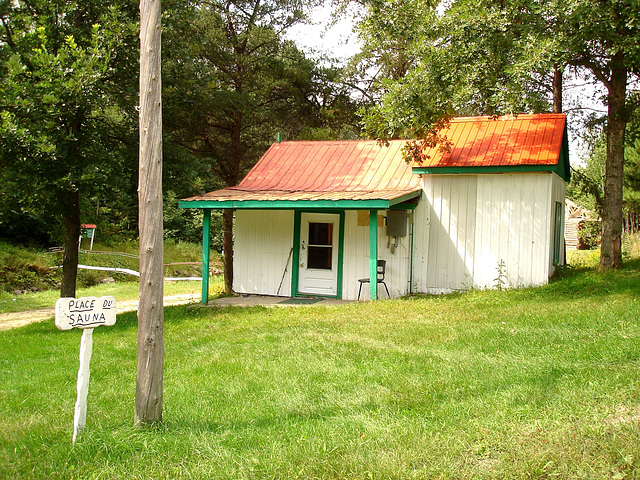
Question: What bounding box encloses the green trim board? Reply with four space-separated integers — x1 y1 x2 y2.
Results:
291 210 302 297
291 211 345 299
558 124 571 182
178 193 421 211
553 201 563 265
337 212 345 299
411 164 569 180
201 209 211 304
369 209 378 300
388 190 423 206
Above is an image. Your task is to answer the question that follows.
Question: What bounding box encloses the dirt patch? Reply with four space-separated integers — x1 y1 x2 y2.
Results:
0 293 200 330
604 405 640 426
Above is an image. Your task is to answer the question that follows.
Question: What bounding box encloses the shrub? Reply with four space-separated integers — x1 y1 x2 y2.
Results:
0 261 58 293
577 220 601 249
566 248 600 268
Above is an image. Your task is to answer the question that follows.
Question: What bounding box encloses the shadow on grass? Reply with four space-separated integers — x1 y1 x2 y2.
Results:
400 259 640 314
110 303 257 331
162 398 384 435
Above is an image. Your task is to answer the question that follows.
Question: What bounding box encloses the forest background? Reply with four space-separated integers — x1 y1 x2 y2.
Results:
1 0 639 291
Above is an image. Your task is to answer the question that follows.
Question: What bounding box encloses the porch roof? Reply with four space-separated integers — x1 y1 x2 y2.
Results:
180 140 422 210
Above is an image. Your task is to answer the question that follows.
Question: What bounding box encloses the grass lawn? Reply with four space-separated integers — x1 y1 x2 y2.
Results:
1 262 639 479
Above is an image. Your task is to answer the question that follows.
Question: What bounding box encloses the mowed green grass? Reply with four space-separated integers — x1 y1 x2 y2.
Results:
1 263 639 479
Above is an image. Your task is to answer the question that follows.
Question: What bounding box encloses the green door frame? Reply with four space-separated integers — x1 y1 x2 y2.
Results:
291 210 345 298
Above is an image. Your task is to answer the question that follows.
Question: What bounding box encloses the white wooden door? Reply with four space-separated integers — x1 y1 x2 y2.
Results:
298 213 339 296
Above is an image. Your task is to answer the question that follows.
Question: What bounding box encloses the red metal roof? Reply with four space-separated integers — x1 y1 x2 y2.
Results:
235 140 420 193
414 114 566 168
181 114 567 206
183 140 422 205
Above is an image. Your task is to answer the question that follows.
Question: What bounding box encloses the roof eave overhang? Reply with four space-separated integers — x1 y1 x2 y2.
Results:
179 190 421 211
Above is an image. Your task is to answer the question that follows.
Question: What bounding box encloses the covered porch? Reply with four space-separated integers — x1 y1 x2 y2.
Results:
179 140 423 303
180 197 420 304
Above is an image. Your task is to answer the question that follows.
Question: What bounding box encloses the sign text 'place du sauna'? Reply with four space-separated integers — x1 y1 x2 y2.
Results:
55 296 117 330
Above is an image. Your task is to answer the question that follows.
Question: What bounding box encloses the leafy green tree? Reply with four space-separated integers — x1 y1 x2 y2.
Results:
163 0 358 292
567 135 606 216
545 0 640 270
351 0 435 84
568 116 640 237
353 0 554 148
354 0 640 270
0 0 138 296
623 138 640 220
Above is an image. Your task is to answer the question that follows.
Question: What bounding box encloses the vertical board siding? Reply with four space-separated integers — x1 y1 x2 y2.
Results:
474 174 552 289
341 211 368 300
233 210 295 296
413 173 560 294
341 210 412 300
412 193 429 293
413 176 477 293
232 173 563 299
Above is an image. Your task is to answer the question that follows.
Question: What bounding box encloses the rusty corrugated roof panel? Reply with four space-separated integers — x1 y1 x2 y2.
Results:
181 139 422 205
416 114 566 168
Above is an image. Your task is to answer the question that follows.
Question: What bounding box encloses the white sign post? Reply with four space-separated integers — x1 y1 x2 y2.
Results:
55 296 116 442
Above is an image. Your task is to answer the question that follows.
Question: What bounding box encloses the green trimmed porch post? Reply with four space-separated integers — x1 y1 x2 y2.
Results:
369 209 378 300
291 210 301 297
201 209 211 304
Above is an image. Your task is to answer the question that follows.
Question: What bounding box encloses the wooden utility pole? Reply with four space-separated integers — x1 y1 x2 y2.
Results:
135 0 164 424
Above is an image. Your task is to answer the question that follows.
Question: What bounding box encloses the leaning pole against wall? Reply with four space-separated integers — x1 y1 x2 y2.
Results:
136 0 164 425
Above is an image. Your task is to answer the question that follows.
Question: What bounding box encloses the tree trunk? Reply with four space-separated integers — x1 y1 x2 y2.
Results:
220 115 242 294
222 208 234 294
61 190 81 298
552 65 563 113
599 60 627 271
135 0 164 425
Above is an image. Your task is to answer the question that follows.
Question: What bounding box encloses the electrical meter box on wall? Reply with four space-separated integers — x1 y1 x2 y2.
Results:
386 210 407 237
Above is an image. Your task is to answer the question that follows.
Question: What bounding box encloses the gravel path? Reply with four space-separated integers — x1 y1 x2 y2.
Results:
0 293 200 330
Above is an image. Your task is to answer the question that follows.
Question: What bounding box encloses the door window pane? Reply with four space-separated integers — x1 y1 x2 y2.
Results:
306 221 333 269
309 222 333 246
308 246 332 269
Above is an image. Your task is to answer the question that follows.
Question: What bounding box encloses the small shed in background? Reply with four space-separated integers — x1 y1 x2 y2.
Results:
564 199 598 250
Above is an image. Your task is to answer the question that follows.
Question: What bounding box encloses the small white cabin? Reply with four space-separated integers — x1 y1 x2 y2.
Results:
180 114 570 302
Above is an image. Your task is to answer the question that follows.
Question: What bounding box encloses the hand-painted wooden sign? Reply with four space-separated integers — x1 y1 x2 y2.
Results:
55 296 117 443
55 296 117 330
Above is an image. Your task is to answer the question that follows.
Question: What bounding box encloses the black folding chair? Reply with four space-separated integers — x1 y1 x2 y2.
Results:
357 259 390 300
